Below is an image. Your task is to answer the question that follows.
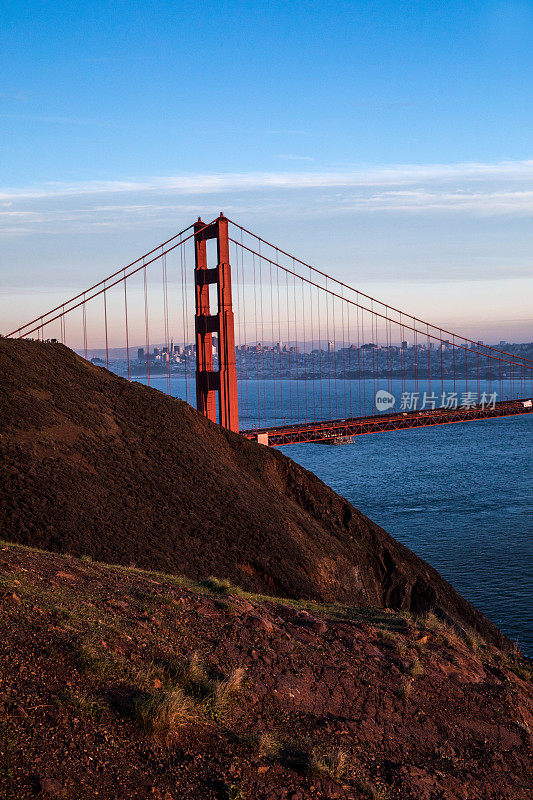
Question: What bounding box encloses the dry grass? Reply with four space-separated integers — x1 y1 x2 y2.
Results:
182 651 212 697
409 656 424 678
213 667 246 708
378 629 407 657
257 731 282 759
181 652 245 711
311 748 349 779
134 652 246 737
424 612 442 632
400 677 414 701
496 650 533 682
61 689 109 721
464 629 481 654
135 687 194 736
78 642 128 680
201 576 236 595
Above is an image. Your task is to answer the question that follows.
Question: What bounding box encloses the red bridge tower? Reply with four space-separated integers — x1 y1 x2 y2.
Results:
194 214 239 432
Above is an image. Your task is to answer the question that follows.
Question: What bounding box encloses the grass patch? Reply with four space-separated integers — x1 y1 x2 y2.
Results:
409 656 424 678
256 731 282 759
463 629 481 654
378 629 407 656
399 677 414 701
201 576 239 596
310 748 349 780
135 687 194 736
496 651 533 683
132 653 246 737
61 689 109 721
78 640 129 681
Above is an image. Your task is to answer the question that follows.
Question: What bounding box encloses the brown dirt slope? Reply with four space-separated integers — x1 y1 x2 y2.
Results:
0 338 507 646
0 543 532 800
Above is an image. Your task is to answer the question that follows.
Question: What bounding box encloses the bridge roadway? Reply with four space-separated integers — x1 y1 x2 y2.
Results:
241 399 533 446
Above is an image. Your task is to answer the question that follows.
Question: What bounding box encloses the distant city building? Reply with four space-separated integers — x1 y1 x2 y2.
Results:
137 347 144 361
401 340 409 349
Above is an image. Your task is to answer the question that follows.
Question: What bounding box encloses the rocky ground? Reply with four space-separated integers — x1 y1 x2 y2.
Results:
1 542 531 799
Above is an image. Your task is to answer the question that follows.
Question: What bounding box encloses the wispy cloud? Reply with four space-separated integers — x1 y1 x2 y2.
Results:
0 159 533 241
1 159 532 204
337 188 533 214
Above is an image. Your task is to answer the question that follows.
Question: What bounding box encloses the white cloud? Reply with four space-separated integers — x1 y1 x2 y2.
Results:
1 158 533 204
337 188 533 214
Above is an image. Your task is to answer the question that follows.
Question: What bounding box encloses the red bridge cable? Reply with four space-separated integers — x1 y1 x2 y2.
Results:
82 298 87 360
427 324 431 401
268 259 277 426
11 220 217 342
228 237 530 374
226 219 532 368
123 272 130 381
234 241 242 425
356 298 362 417
7 222 198 338
162 250 171 395
103 286 109 370
274 250 282 426
440 330 444 399
143 264 150 387
310 270 316 423
252 252 260 428
341 288 346 419
286 269 292 425
317 280 323 421
293 268 300 424
259 244 267 426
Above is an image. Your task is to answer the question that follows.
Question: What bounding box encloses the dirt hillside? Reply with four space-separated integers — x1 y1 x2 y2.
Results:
1 543 531 800
0 338 508 646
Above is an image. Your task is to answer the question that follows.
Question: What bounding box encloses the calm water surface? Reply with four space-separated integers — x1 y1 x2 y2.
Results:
138 375 532 653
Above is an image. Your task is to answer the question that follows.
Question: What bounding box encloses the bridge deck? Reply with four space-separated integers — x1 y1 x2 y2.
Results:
241 399 532 446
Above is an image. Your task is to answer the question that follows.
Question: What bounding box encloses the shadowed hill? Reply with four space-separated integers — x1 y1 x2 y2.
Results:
0 337 509 646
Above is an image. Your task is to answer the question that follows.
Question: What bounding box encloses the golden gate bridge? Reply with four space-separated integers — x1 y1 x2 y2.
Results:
7 214 533 445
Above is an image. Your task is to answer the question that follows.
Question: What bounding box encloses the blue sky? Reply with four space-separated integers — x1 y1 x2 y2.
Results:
1 0 532 341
